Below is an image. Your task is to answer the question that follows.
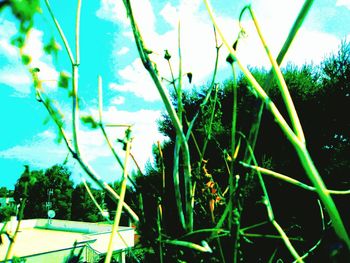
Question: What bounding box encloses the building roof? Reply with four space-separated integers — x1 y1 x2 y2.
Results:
0 218 134 260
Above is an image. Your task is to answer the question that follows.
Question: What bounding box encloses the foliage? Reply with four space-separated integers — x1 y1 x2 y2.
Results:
71 182 103 222
135 43 350 261
13 164 74 220
0 206 16 222
0 187 13 198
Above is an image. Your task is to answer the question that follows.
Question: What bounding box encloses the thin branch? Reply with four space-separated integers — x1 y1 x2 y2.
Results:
244 0 314 162
105 128 132 263
203 0 350 249
123 0 193 231
240 162 350 195
44 0 74 64
241 232 304 242
238 131 304 262
246 6 305 143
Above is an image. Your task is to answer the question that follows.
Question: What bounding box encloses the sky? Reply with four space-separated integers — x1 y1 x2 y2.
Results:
0 0 350 189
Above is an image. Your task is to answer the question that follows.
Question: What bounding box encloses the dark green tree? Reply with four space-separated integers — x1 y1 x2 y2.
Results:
0 187 9 197
71 182 103 222
135 42 350 262
0 206 16 222
14 164 74 220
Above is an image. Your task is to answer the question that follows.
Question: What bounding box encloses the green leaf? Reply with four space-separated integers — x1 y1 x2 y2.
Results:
11 35 25 48
81 115 98 129
21 54 31 65
58 71 70 89
44 37 61 58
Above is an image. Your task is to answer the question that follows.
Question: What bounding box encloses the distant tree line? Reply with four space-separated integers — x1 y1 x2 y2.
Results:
1 164 134 224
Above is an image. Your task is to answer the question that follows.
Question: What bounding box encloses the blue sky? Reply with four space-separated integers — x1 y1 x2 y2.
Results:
0 0 350 189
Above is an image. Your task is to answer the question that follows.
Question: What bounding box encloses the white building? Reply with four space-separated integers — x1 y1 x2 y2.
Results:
0 218 135 263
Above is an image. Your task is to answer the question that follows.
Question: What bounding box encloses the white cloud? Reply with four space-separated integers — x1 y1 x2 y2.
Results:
110 95 125 105
0 130 67 167
336 0 350 9
101 0 344 103
76 107 165 172
0 18 18 58
97 107 165 170
109 58 161 101
109 1 221 101
0 20 59 95
96 0 129 25
283 30 340 66
116 47 130 55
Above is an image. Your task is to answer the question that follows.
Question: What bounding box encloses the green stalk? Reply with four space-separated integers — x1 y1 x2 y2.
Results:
229 61 240 263
240 162 350 194
82 177 111 222
199 84 219 163
178 21 193 229
162 239 212 253
4 185 27 262
157 205 164 263
123 0 192 231
241 232 303 241
97 76 137 189
203 0 350 249
41 2 139 222
44 0 74 64
247 6 305 143
240 132 303 262
104 129 132 263
244 0 314 161
186 27 221 142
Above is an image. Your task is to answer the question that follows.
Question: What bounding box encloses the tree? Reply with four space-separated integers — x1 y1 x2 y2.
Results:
135 43 350 262
14 164 74 220
0 187 9 197
71 182 103 222
0 206 16 222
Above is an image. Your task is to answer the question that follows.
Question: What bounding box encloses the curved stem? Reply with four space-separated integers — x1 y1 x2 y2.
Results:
240 162 350 195
44 0 74 64
203 0 350 249
105 129 132 263
247 6 305 143
239 131 303 262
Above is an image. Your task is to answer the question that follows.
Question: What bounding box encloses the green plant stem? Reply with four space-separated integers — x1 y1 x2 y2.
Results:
44 0 139 223
199 84 219 163
240 232 303 241
240 162 350 194
186 27 221 144
82 177 111 222
240 221 269 232
240 131 303 262
44 0 74 64
229 61 240 263
36 91 139 223
244 0 314 162
203 0 350 250
97 76 137 189
123 0 192 231
4 185 27 262
75 0 81 65
104 130 132 263
247 6 305 143
162 239 212 253
157 205 164 263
